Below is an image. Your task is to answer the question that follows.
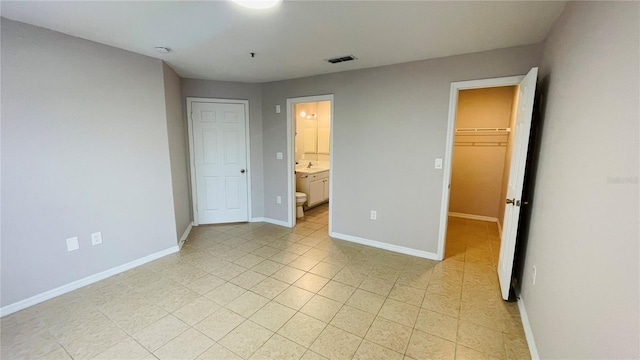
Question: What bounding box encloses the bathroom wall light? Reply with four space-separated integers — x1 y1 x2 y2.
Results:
231 0 282 9
299 111 317 120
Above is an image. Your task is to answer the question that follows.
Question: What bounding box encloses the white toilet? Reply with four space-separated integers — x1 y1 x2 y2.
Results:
295 192 307 218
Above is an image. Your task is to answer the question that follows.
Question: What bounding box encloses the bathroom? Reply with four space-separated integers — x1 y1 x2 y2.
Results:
294 100 331 219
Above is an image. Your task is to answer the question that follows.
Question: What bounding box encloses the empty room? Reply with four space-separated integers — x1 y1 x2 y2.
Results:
1 1 638 359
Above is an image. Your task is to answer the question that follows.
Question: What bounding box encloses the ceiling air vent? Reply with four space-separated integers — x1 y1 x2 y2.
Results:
327 55 357 64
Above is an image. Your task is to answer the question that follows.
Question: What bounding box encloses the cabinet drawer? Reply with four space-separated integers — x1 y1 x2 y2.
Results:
316 171 329 180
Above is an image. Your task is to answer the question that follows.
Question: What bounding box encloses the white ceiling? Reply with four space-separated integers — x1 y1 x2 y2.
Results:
1 1 566 83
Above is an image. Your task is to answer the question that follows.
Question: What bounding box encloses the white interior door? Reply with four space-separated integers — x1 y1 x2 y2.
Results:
498 67 538 300
191 101 248 224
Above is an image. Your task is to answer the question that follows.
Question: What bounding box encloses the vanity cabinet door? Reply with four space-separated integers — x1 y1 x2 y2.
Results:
309 179 324 206
322 179 330 201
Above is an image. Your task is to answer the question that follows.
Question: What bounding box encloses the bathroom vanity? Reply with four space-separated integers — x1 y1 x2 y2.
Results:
296 169 329 208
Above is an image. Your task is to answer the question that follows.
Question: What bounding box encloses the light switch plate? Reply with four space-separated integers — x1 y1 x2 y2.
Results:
276 152 283 160
276 196 282 204
66 237 79 252
276 105 281 113
435 158 443 169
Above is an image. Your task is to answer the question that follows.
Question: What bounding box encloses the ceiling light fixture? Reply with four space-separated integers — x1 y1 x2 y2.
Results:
231 0 282 10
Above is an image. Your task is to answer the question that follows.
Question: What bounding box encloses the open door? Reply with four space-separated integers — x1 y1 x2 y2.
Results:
498 67 538 300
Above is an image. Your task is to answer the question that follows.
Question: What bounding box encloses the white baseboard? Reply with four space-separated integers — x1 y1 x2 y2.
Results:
448 212 499 223
330 232 440 260
251 217 292 228
178 222 194 249
0 245 180 317
518 297 540 360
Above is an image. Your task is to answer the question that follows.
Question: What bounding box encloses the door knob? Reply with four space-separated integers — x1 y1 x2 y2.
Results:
240 169 246 173
506 198 515 205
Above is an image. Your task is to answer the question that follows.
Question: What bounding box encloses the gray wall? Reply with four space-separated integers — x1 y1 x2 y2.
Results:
1 19 178 306
163 63 191 240
261 44 542 254
521 2 639 358
181 79 265 218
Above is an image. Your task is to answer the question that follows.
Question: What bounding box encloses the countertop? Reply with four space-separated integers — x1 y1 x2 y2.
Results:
295 166 330 175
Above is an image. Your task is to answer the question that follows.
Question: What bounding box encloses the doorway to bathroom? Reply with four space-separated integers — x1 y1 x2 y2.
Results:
286 94 334 229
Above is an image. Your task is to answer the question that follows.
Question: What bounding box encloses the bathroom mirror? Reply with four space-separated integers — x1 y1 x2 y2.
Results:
295 101 331 163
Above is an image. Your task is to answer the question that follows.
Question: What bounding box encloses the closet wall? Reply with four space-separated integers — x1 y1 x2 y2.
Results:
449 86 517 219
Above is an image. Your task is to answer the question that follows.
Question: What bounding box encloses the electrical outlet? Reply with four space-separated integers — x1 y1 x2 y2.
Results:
532 265 537 285
91 232 102 246
370 210 377 220
66 237 79 252
276 152 283 160
276 196 282 204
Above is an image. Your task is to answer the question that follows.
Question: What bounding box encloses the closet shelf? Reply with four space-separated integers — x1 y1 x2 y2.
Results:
454 127 509 147
454 142 507 147
455 127 510 135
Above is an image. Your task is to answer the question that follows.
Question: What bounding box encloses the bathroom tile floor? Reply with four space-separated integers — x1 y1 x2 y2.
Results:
1 205 530 359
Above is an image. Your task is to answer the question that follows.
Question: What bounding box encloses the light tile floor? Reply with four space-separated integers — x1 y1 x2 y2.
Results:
1 204 531 359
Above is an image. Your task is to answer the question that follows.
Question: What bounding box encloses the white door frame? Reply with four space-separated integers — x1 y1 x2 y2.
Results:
186 97 252 226
436 76 524 260
286 94 335 228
